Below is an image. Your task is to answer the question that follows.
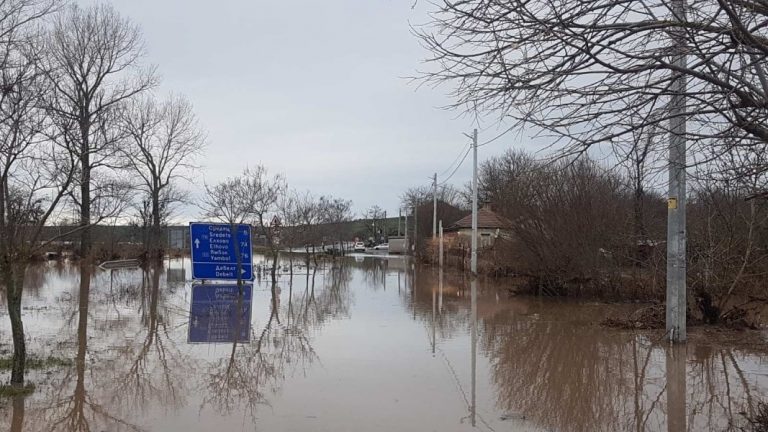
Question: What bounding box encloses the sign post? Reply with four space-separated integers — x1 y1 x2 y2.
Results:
190 222 253 281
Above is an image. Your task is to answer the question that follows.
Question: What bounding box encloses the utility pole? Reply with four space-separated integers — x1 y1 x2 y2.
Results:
470 128 478 275
432 173 438 238
667 0 687 343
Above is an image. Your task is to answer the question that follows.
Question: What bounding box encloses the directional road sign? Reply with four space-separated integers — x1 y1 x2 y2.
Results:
190 222 253 280
188 284 252 343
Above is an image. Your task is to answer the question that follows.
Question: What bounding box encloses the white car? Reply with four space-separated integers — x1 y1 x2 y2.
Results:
353 242 366 252
373 243 389 251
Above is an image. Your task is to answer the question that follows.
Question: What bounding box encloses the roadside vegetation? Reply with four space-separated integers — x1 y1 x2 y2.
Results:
402 0 768 329
404 149 768 327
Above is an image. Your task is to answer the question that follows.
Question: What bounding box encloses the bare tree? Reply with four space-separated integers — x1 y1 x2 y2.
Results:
0 0 72 386
43 3 157 257
121 94 204 259
364 205 387 243
201 165 286 281
279 190 324 269
402 184 465 210
318 196 353 255
416 0 768 179
613 123 664 246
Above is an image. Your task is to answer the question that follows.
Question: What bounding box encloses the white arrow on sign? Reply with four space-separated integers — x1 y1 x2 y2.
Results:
194 238 200 249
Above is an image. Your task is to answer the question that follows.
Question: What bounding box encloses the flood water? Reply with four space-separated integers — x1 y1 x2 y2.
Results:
1 254 768 431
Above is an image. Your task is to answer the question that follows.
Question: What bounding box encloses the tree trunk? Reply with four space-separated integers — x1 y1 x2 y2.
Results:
4 263 26 385
271 251 278 283
151 190 162 261
632 183 646 265
79 152 91 258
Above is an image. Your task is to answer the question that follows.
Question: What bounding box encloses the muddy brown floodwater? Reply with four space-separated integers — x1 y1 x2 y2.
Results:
1 254 768 431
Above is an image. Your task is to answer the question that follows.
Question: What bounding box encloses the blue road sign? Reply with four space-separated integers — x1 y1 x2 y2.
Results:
188 284 252 343
190 222 253 280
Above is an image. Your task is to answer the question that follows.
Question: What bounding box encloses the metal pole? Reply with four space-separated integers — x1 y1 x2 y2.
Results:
470 128 478 275
433 173 438 238
666 0 687 343
439 220 444 268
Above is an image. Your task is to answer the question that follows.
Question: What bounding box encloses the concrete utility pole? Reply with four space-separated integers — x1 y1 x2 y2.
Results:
667 0 688 343
470 128 478 275
433 173 438 238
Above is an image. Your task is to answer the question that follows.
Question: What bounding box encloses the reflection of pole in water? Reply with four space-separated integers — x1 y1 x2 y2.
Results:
666 344 686 432
470 278 477 427
384 260 387 291
412 264 416 321
432 287 436 355
438 268 443 313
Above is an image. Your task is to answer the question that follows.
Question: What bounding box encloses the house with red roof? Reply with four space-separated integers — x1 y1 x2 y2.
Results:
443 205 513 248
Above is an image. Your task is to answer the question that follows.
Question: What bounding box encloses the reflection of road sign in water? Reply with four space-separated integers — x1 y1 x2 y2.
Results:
190 223 253 280
188 284 252 343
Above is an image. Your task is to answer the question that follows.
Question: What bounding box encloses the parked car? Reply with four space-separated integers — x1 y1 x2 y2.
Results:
373 243 389 251
353 242 366 252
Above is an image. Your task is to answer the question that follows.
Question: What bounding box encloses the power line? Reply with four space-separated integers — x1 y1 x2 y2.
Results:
439 144 472 186
439 142 472 177
476 126 514 147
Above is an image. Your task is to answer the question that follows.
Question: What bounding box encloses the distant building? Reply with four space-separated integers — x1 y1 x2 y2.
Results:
444 206 513 247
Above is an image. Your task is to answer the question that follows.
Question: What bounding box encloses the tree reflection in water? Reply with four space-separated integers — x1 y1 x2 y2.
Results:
10 395 24 432
110 263 193 414
200 260 352 417
41 264 143 432
408 272 768 432
7 258 765 431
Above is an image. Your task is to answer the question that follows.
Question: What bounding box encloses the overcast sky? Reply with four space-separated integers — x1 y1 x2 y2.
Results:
100 0 529 219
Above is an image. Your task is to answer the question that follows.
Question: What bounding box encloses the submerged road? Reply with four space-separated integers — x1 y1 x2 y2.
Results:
1 254 766 431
